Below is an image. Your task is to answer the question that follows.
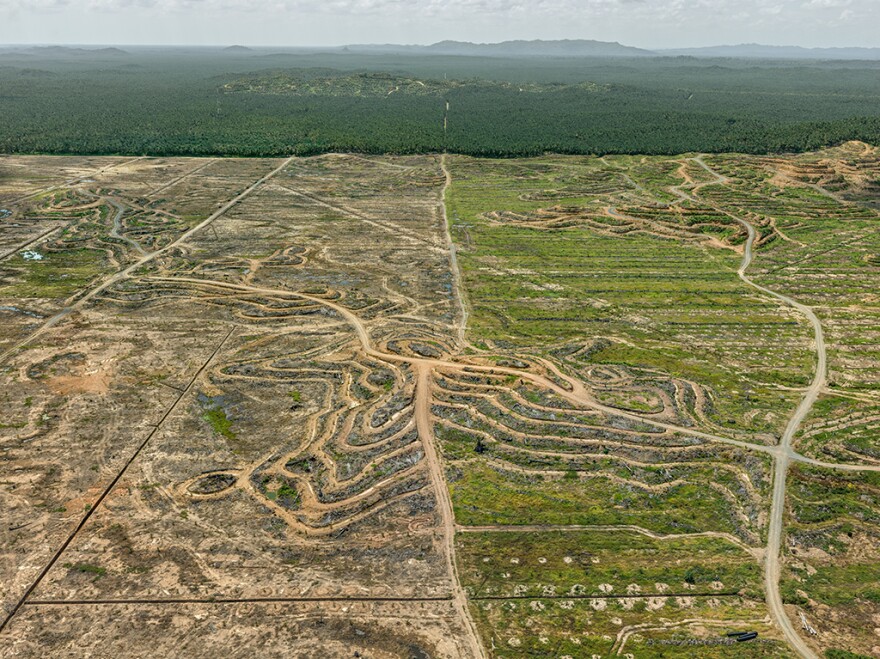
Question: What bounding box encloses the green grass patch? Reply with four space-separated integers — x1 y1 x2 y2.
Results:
782 563 880 607
201 405 236 440
63 562 106 578
1 248 109 299
448 462 751 537
456 530 762 599
446 154 815 434
468 596 790 658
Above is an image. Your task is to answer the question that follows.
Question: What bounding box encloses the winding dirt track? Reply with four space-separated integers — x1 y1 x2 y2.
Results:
107 197 146 256
149 275 779 452
736 213 823 659
149 274 880 482
145 266 877 659
690 157 822 659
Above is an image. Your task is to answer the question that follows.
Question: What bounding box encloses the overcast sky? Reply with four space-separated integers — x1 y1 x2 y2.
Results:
1 0 876 49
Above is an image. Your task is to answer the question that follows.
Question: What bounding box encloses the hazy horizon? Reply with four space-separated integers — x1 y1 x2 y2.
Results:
2 40 880 51
2 0 878 51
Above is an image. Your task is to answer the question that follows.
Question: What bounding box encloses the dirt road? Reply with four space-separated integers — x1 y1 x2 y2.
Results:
150 275 786 456
690 157 822 659
149 275 880 482
146 273 851 659
415 367 487 659
440 154 469 348
734 208 824 659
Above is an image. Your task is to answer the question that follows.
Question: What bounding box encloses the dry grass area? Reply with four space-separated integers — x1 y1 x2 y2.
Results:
6 600 470 657
0 153 472 657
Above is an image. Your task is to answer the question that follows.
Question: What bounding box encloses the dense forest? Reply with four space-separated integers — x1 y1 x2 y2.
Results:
1 47 879 156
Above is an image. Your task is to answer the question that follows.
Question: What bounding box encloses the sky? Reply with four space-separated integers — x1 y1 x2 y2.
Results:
1 0 877 49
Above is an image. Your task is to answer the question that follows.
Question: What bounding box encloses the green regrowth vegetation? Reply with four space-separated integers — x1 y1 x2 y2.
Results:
780 465 880 655
794 394 880 463
786 466 880 539
445 154 815 434
825 650 875 659
447 462 753 537
469 597 791 658
456 530 762 599
703 150 880 396
782 563 880 607
62 562 107 578
1 248 108 299
201 405 236 440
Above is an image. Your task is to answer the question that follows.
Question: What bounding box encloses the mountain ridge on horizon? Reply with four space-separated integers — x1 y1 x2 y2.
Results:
343 38 649 58
2 39 880 61
321 38 880 60
334 38 880 60
345 38 654 58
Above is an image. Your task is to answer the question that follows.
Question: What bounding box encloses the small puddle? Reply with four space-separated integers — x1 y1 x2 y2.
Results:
21 250 44 261
0 209 11 219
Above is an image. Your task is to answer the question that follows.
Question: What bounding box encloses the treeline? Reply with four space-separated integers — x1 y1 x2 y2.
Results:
1 51 879 157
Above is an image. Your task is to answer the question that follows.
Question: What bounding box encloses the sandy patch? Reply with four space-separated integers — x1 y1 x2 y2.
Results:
48 365 114 395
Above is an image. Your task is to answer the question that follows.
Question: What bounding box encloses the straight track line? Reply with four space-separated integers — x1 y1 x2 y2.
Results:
25 595 453 606
0 327 236 635
147 158 218 197
5 156 146 205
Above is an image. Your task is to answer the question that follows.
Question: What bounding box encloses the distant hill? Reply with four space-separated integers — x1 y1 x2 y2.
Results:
344 40 880 61
4 41 880 62
347 39 655 58
660 44 880 60
11 46 130 57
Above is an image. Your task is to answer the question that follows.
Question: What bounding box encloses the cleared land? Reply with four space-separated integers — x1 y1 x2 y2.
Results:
444 142 880 657
0 143 878 658
0 154 476 657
